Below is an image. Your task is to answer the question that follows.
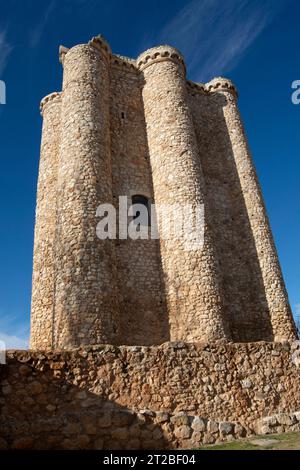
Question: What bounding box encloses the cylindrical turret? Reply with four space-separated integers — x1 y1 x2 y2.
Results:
138 47 230 342
207 77 297 341
53 36 120 348
30 92 61 349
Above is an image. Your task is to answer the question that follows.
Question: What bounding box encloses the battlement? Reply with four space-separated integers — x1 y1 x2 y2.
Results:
206 77 238 97
137 45 186 73
40 92 61 116
31 35 297 350
57 38 237 93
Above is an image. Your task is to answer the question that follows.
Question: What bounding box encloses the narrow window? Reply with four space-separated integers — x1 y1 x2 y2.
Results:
131 195 150 226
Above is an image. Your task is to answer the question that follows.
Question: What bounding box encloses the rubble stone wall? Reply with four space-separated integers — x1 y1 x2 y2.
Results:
1 341 300 449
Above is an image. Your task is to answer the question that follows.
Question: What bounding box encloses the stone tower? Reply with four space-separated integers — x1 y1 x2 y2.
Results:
30 35 297 349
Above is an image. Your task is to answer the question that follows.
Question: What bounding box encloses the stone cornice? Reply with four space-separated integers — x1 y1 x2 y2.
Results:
187 78 238 98
137 46 186 74
205 77 238 98
40 92 62 116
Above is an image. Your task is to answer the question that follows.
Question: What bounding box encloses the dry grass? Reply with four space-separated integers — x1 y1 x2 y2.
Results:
199 432 300 450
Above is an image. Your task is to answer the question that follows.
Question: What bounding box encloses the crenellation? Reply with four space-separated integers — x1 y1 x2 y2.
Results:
88 34 112 57
113 54 136 67
205 77 238 97
186 80 206 95
40 92 61 116
137 46 186 74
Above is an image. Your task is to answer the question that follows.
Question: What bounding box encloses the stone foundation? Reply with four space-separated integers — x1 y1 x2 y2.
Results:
0 341 300 449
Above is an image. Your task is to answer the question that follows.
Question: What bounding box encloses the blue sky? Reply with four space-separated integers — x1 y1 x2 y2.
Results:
0 0 299 348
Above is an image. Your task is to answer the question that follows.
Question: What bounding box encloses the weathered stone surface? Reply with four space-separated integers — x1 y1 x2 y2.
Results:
191 417 206 432
291 351 300 368
94 438 104 450
257 424 271 435
174 425 192 440
207 420 219 434
1 385 11 395
0 438 8 450
129 424 141 438
202 434 216 445
75 435 90 449
62 439 73 450
219 422 234 435
12 437 34 450
27 381 43 395
276 413 296 426
19 365 31 376
191 431 203 445
293 411 300 422
112 411 135 427
155 412 169 423
63 422 81 435
241 379 252 389
97 413 112 428
170 412 189 426
125 439 140 450
111 427 128 441
261 415 278 427
234 424 246 438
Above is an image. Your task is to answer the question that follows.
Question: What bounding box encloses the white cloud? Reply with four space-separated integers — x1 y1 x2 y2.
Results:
0 29 13 74
145 0 286 82
29 0 56 47
0 312 29 350
294 303 300 318
0 332 29 350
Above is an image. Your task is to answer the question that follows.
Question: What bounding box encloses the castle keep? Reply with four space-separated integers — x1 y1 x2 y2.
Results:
2 35 299 451
30 35 297 349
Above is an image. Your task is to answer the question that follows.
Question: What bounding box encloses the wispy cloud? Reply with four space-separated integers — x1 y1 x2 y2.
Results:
29 0 56 48
0 332 29 350
294 303 300 318
145 0 286 82
293 303 300 334
0 29 13 74
0 312 29 349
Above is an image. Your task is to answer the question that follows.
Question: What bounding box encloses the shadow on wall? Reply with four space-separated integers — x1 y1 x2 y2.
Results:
1 343 300 449
114 100 170 346
196 92 274 342
0 351 167 450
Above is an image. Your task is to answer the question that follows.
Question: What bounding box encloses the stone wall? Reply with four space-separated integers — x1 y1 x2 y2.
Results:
1 341 300 449
110 58 168 346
